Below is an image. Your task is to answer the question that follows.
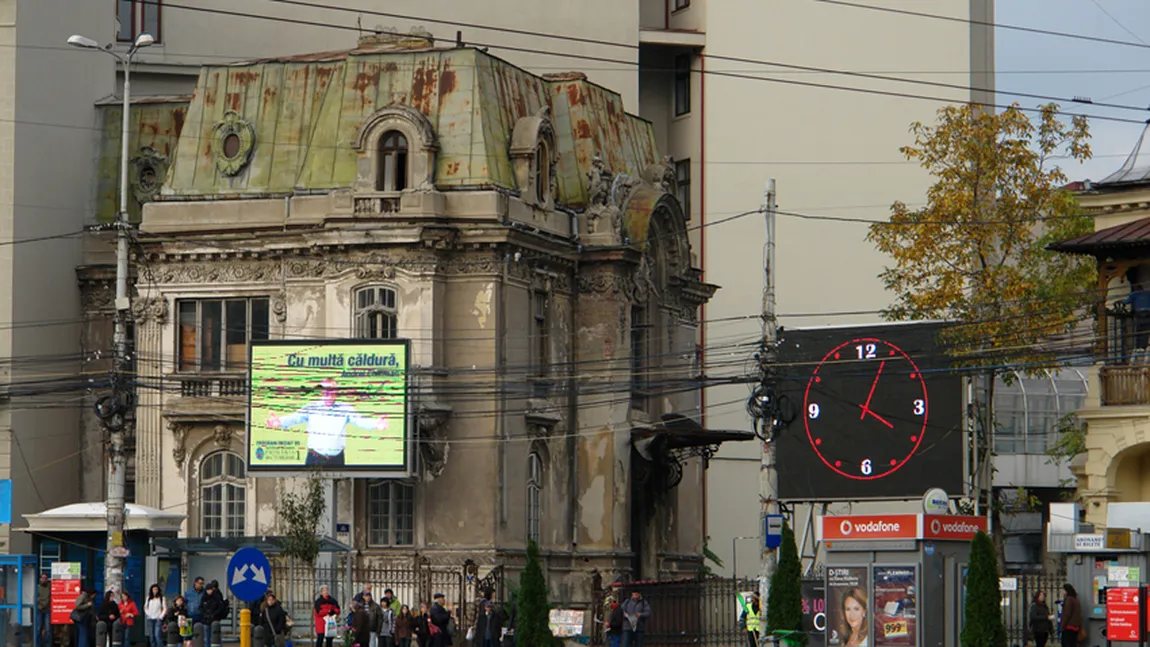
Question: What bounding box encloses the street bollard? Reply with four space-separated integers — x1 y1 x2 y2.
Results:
209 621 222 647
166 621 181 647
96 621 108 647
240 609 252 647
111 620 123 647
193 623 204 647
252 624 266 647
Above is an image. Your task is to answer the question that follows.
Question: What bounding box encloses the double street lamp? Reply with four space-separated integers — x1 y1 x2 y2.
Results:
66 30 154 594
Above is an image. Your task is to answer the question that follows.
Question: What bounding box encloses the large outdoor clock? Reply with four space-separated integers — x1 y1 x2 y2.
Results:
802 337 930 481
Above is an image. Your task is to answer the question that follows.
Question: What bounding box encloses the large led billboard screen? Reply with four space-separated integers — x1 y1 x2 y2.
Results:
247 339 410 474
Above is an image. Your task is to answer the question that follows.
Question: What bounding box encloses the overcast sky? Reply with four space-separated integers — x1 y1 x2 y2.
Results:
997 0 1150 182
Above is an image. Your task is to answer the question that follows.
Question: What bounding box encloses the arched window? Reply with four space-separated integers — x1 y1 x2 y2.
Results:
366 480 414 546
354 286 398 339
527 451 543 544
534 144 549 205
377 131 409 192
199 451 246 538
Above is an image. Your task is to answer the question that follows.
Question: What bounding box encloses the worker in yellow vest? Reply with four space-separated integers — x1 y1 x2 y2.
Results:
739 592 762 647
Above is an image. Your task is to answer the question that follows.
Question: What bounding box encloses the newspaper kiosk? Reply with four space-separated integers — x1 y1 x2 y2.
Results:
818 513 987 647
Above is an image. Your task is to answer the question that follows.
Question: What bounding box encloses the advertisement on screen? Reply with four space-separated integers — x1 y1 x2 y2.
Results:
827 567 870 647
247 340 410 473
872 566 917 647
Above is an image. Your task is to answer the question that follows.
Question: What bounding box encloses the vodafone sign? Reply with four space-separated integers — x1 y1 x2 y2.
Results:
822 514 988 541
823 514 919 541
922 515 987 540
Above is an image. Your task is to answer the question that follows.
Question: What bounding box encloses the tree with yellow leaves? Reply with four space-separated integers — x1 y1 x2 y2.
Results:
867 103 1097 550
867 103 1096 368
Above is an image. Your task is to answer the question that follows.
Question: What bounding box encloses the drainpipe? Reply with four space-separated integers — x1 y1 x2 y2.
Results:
697 53 708 533
498 252 510 527
569 257 580 550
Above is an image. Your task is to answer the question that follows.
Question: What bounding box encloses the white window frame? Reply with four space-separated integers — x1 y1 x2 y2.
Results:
199 451 246 538
354 285 399 340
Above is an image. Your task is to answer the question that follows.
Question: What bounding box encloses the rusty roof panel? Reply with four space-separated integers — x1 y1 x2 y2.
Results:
1049 216 1150 254
95 99 190 223
163 47 660 203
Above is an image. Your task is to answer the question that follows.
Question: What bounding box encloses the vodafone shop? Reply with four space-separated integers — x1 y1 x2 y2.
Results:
818 513 988 647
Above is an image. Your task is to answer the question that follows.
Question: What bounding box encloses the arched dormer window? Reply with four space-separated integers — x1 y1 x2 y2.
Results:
511 107 557 210
534 143 550 205
377 131 409 192
353 106 438 195
527 449 544 544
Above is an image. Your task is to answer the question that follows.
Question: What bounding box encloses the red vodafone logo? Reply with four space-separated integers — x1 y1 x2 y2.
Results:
930 519 942 534
922 515 987 540
840 520 853 536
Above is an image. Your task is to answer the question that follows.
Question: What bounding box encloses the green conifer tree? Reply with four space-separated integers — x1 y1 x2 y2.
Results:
766 522 806 645
961 530 1007 647
517 540 553 647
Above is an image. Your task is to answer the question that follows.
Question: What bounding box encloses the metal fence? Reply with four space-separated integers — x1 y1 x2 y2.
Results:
1000 572 1066 647
593 577 761 647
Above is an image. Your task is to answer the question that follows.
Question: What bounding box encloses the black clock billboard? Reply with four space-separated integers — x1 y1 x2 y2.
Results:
776 321 965 500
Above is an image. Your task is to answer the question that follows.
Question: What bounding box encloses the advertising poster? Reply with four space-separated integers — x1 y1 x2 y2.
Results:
50 563 81 625
248 340 410 472
803 579 828 647
1105 587 1139 642
872 566 917 647
827 567 870 647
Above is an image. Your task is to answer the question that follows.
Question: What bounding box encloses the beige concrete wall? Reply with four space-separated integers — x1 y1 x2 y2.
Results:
0 0 114 551
699 0 994 576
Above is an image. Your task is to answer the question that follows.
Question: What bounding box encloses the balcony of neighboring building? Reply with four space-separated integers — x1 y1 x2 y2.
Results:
991 369 1087 489
640 0 705 47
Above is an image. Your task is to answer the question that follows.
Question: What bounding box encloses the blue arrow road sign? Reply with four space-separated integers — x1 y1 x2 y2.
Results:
227 547 271 603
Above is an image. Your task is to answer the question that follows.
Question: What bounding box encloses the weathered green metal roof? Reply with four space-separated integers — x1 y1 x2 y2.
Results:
164 46 658 206
95 97 189 223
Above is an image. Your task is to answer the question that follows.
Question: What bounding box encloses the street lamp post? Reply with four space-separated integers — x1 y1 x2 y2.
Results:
66 31 154 594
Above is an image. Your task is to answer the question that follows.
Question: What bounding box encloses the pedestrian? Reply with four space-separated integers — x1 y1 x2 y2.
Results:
395 605 414 647
1029 591 1054 647
1059 584 1083 647
428 595 452 647
165 596 192 647
315 586 342 647
97 591 120 646
200 581 226 647
259 592 289 647
472 600 505 647
36 573 50 647
603 596 623 647
739 592 761 647
144 585 166 647
620 591 651 647
184 579 205 628
72 587 95 647
412 603 431 647
119 591 139 633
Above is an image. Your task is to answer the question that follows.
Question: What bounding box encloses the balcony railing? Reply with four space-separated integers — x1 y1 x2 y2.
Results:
1101 365 1150 406
173 374 249 398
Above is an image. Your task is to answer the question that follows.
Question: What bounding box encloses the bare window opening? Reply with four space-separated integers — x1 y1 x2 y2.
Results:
378 131 409 192
534 144 549 205
674 54 691 117
527 451 543 544
222 134 241 158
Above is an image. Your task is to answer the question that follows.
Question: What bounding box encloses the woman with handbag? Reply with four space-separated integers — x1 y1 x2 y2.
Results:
72 588 95 647
1059 584 1084 647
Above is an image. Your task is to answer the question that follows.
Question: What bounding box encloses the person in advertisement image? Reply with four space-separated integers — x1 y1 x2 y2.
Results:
827 568 869 647
250 343 408 469
871 567 916 647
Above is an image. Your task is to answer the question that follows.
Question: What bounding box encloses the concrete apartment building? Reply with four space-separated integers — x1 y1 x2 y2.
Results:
3 0 992 566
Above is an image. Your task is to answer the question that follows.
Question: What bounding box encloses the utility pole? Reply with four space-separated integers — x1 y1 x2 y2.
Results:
756 180 779 636
67 31 155 593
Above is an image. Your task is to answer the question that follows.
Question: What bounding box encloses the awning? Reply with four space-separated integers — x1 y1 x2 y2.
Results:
152 535 351 554
22 502 185 533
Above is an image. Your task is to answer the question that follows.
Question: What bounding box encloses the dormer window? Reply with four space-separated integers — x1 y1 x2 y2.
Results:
534 143 549 204
377 131 409 192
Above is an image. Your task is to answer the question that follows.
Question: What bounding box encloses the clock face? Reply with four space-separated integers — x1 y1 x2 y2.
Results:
802 337 929 481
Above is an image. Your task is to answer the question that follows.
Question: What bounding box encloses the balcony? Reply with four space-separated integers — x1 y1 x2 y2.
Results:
1101 365 1150 406
173 374 249 399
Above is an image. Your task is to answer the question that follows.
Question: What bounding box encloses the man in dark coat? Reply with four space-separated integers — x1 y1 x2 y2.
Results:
200 581 227 647
428 594 453 647
473 601 505 647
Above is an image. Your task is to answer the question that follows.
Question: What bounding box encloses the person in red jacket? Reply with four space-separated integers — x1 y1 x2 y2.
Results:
119 592 140 628
314 586 342 647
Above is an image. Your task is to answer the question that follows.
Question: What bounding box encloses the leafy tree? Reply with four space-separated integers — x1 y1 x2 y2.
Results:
275 472 327 564
517 540 553 647
867 103 1097 555
962 531 1007 647
766 522 805 644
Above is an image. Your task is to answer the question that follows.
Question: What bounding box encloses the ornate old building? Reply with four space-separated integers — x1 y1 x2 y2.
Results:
77 31 747 603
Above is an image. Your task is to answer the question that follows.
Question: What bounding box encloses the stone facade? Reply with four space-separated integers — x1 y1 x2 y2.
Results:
77 39 737 599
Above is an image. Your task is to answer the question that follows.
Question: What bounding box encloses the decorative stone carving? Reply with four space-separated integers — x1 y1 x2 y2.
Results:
132 146 169 205
131 296 169 324
271 293 288 323
285 259 327 279
417 401 453 478
152 260 280 284
587 154 612 207
524 399 563 437
168 421 191 469
81 283 115 313
213 424 234 447
643 156 676 195
578 273 638 299
212 111 257 177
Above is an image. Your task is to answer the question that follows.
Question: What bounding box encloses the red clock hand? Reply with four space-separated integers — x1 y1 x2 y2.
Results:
857 404 895 428
859 360 887 419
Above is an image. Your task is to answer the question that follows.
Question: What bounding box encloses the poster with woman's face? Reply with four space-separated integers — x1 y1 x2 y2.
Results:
872 566 917 647
826 567 870 647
